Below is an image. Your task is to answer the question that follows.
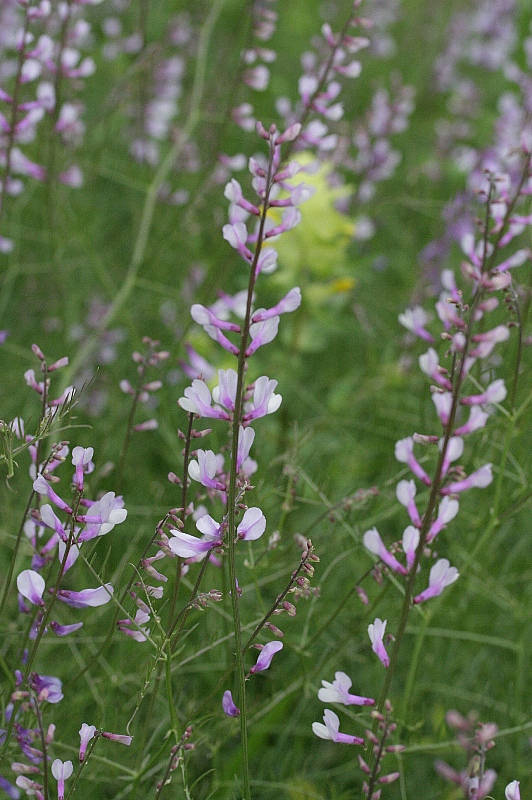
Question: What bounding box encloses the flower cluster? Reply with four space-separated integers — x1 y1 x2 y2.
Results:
0 0 100 250
276 7 370 155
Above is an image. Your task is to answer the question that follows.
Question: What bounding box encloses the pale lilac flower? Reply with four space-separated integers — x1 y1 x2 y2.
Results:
435 299 465 330
453 406 488 436
461 379 507 407
223 221 253 261
470 324 510 358
237 507 266 541
180 343 216 381
244 376 282 421
506 780 521 800
250 640 283 673
33 475 73 513
402 526 420 570
71 446 94 491
251 287 302 323
418 348 452 391
237 426 255 472
439 436 464 476
17 569 45 606
168 515 223 559
267 207 302 238
191 304 241 332
246 316 280 356
212 369 238 411
188 450 226 491
76 493 127 540
118 608 150 642
243 65 270 91
312 709 364 745
432 392 453 426
40 504 68 542
57 540 80 574
168 530 218 559
100 732 132 745
134 419 158 432
178 379 230 420
363 528 407 575
394 437 432 486
211 290 249 320
396 479 421 527
50 621 83 637
52 758 74 800
317 671 374 706
57 584 114 608
204 324 240 355
467 769 497 799
495 249 530 272
30 674 63 703
368 618 390 668
441 463 493 494
15 775 43 795
255 246 278 276
413 558 459 604
398 306 434 342
79 723 97 761
224 178 260 215
222 690 240 717
426 497 459 543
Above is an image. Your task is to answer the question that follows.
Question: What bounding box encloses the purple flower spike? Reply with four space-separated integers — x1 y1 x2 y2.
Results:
51 759 73 800
318 671 374 706
413 558 459 604
312 709 364 745
79 723 97 762
222 690 240 717
368 618 390 668
237 507 266 541
17 569 46 607
250 640 283 674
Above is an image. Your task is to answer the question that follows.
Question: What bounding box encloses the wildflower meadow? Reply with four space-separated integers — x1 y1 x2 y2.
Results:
1 0 532 798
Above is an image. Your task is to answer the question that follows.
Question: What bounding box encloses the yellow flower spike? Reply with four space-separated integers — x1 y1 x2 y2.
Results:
270 152 357 281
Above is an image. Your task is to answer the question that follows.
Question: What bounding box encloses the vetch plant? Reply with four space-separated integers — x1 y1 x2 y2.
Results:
0 2 531 798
